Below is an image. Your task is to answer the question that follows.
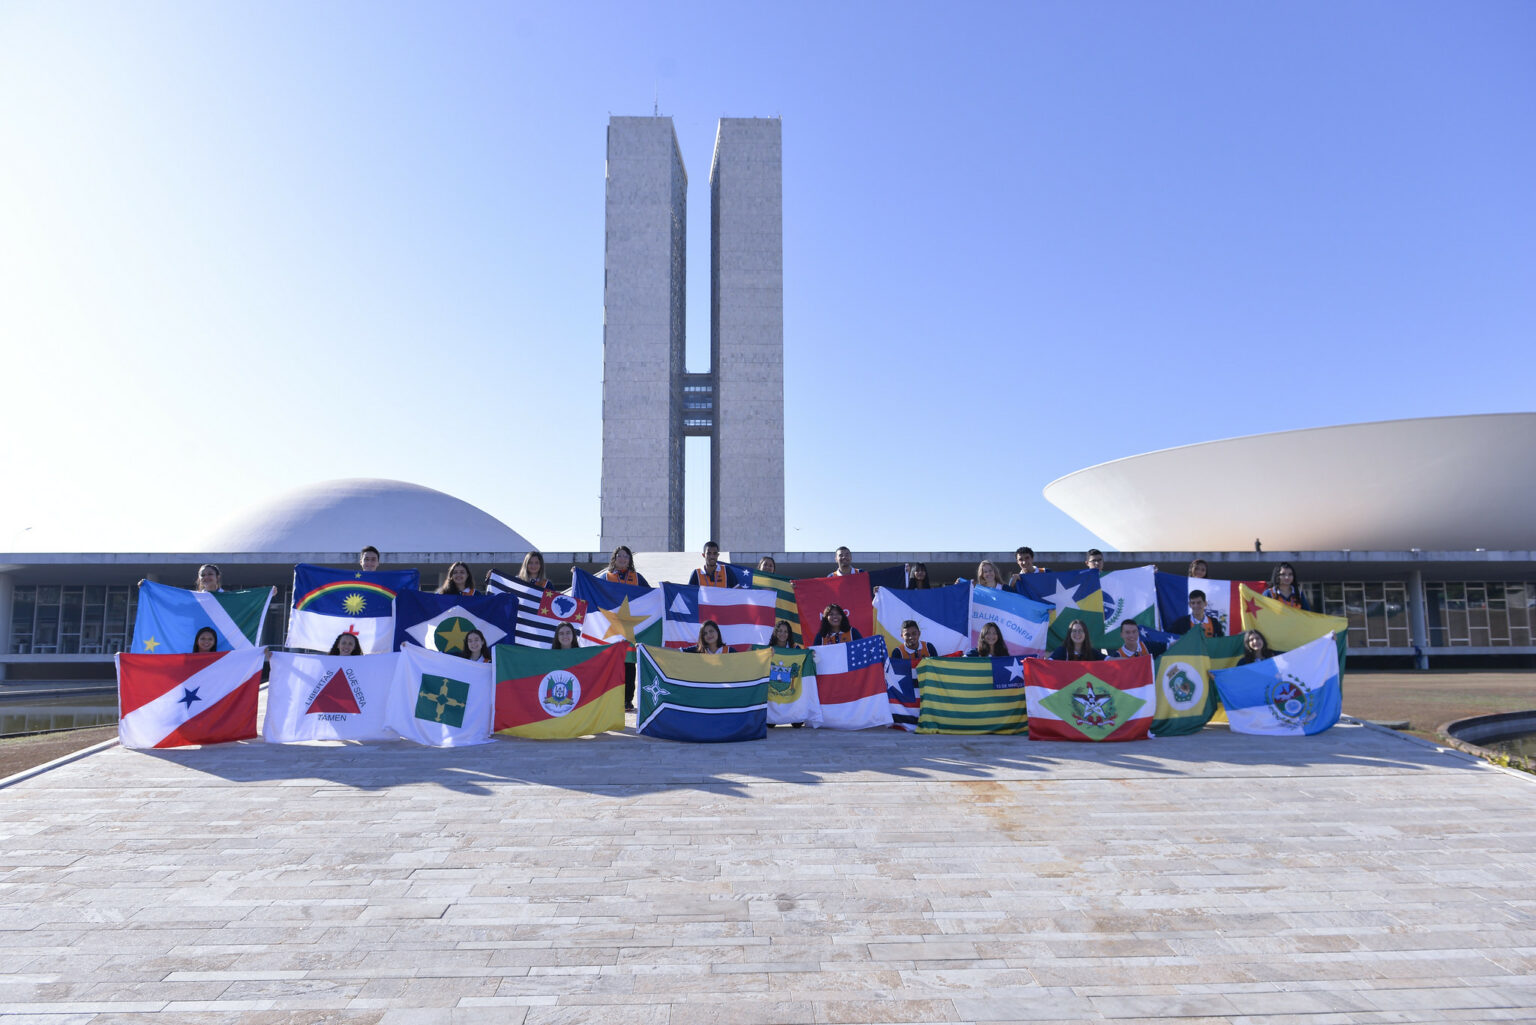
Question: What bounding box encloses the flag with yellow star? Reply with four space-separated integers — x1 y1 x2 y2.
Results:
385 645 494 746
570 569 663 655
132 580 274 655
393 590 517 655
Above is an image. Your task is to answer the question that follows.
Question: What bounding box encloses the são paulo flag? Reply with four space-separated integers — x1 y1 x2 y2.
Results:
116 648 264 749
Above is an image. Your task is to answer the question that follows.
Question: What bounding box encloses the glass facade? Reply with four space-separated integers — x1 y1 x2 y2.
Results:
1307 581 1412 649
9 585 291 653
1424 581 1535 648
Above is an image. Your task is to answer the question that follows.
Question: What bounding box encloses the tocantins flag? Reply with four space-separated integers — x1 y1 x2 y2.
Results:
386 644 494 746
116 648 264 749
1025 654 1155 742
495 642 626 739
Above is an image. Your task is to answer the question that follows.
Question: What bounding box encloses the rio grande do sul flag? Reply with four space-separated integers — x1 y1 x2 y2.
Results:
131 580 273 654
1212 632 1343 736
1025 654 1154 742
386 645 494 747
495 642 627 739
264 651 397 743
116 648 264 749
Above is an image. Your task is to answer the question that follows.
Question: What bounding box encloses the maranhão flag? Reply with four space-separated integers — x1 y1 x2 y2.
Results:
809 636 893 730
495 642 627 739
116 648 264 750
287 564 420 654
131 580 273 654
793 574 874 642
662 583 778 650
1025 654 1155 742
264 651 397 743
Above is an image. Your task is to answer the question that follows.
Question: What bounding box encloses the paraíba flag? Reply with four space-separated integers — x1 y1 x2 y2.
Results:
386 644 494 746
570 569 663 651
636 644 772 743
916 656 1029 735
968 586 1051 655
793 573 874 641
873 582 970 657
1025 654 1154 742
661 583 778 650
1212 632 1343 736
393 589 518 655
287 564 420 654
766 647 821 727
264 651 397 743
495 642 626 739
116 648 264 749
131 580 273 654
1237 584 1348 653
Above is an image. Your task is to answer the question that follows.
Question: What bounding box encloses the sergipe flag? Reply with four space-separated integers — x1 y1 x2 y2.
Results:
495 642 626 739
485 571 585 647
393 590 518 654
750 569 801 645
872 583 970 657
809 636 893 730
386 645 494 746
131 581 273 654
1212 632 1343 736
968 586 1051 655
635 644 772 743
1025 654 1154 742
766 647 822 727
1150 630 1219 737
1237 584 1348 652
1101 566 1158 633
916 656 1029 735
264 651 397 743
570 569 663 651
793 574 874 642
287 564 420 654
661 583 778 650
116 648 264 749
885 656 920 731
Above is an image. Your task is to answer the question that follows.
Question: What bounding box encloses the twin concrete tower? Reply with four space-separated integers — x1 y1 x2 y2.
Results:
600 116 785 554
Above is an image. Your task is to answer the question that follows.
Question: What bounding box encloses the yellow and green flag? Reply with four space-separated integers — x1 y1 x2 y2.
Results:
915 655 1029 735
1238 584 1347 653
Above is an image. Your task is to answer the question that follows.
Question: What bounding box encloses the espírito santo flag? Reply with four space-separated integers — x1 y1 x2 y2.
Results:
1237 584 1348 653
287 564 420 654
264 651 396 743
915 655 1029 735
1025 654 1154 742
116 648 264 749
131 580 273 654
635 644 771 743
495 642 626 739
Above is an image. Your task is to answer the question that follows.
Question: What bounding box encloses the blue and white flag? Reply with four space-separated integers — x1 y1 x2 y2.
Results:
131 581 273 654
885 656 920 732
287 565 420 654
873 582 971 657
1014 569 1102 621
1211 632 1342 736
393 590 518 655
968 586 1051 655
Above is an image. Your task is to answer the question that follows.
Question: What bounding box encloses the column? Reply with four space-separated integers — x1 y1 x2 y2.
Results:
1408 569 1430 670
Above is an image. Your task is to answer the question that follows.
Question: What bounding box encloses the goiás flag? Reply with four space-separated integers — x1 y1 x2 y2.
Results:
264 651 397 743
766 647 821 727
1212 632 1343 736
1100 566 1158 633
916 655 1029 735
808 636 893 730
1237 584 1348 653
873 582 970 658
484 571 587 648
886 655 920 732
393 589 518 655
495 642 626 739
968 585 1051 655
793 573 874 643
661 583 777 650
570 569 663 653
635 644 772 743
385 644 494 746
287 564 420 654
749 568 801 645
1025 654 1154 742
115 648 264 749
131 580 273 654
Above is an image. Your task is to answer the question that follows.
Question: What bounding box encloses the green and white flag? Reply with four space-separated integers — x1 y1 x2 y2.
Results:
1101 566 1158 633
387 645 494 746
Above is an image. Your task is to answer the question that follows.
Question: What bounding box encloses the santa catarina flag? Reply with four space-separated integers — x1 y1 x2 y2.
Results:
1212 632 1343 736
485 571 586 648
794 574 874 642
750 569 801 644
809 636 893 730
873 583 970 657
766 647 822 727
1237 584 1348 653
1025 654 1154 742
495 642 626 739
570 569 663 653
1150 630 1220 736
916 656 1029 735
264 651 397 743
288 564 420 654
393 590 518 655
131 581 273 654
968 586 1051 655
635 644 771 743
662 583 778 650
1101 566 1158 633
116 648 264 749
386 645 494 746
885 656 920 732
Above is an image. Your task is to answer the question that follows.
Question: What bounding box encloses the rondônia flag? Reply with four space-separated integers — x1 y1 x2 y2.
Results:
1024 654 1154 742
495 642 626 739
116 649 264 749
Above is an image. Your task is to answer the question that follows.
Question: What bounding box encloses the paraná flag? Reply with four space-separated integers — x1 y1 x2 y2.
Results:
794 574 874 643
766 647 822 727
968 586 1051 655
131 580 273 654
635 644 772 743
1150 630 1220 736
287 564 420 654
1025 654 1154 742
662 583 778 650
116 648 264 749
1101 566 1158 633
1212 632 1343 736
750 569 801 645
485 571 586 648
1154 573 1266 637
873 583 971 657
809 636 893 730
386 645 494 746
916 656 1029 735
264 651 397 743
570 569 663 652
393 589 518 655
495 642 626 739
1237 584 1348 652
886 656 920 731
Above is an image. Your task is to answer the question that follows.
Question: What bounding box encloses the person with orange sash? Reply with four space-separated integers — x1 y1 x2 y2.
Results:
830 547 859 577
1264 562 1309 610
1169 589 1224 637
1108 620 1164 659
892 620 938 668
689 541 740 588
602 545 650 588
813 604 862 645
437 562 476 596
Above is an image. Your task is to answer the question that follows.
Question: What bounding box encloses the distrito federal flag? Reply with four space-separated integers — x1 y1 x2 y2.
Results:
386 645 495 747
116 648 264 749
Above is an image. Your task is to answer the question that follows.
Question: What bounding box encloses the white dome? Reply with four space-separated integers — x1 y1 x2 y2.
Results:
198 479 535 553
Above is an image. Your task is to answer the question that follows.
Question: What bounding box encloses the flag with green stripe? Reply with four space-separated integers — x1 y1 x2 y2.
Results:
131 580 273 653
750 569 801 645
914 655 1029 735
636 644 772 743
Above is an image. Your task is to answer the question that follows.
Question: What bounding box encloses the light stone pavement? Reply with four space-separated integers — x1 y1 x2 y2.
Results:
3 717 1536 1025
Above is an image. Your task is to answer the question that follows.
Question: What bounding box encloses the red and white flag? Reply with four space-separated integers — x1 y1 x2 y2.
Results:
662 584 777 650
809 636 893 730
116 649 264 749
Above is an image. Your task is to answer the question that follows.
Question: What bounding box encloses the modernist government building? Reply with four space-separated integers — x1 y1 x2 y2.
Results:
2 117 1533 684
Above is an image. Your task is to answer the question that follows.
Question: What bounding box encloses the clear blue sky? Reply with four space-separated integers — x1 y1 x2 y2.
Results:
2 1 1532 555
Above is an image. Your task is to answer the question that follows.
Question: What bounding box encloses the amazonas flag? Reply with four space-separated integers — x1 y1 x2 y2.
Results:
1025 655 1154 742
636 644 772 743
1212 632 1343 736
265 651 397 743
393 590 518 655
662 583 777 650
810 636 893 730
571 569 663 652
386 645 494 746
495 642 626 739
873 583 970 657
916 656 1029 735
116 648 264 749
288 565 420 654
131 580 273 654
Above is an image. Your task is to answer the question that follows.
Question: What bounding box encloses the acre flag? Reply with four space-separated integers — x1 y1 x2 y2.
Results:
809 636 893 730
916 656 1029 735
495 642 626 739
635 644 772 743
570 569 663 651
265 651 397 743
968 586 1051 655
386 645 494 746
116 648 264 749
873 583 970 657
1150 630 1218 736
1025 654 1154 742
288 565 420 654
1237 584 1348 653
1212 632 1343 736
661 583 778 650
131 581 272 654
394 590 518 654
793 574 874 641
766 647 822 727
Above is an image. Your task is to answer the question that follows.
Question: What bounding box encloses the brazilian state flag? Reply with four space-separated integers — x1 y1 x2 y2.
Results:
636 644 771 743
915 656 1029 735
495 643 626 739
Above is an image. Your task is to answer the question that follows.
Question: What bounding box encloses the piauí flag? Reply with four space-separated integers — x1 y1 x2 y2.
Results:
264 651 397 743
1154 573 1266 637
635 644 772 743
873 583 970 657
750 568 801 645
661 583 778 650
495 642 626 739
570 569 664 655
767 647 822 727
386 645 494 746
1016 569 1103 639
886 656 920 731
1101 566 1158 633
1237 584 1348 653
1212 632 1343 736
1150 630 1220 736
288 564 420 654
916 656 1029 735
968 586 1051 655
809 636 893 730
116 648 264 750
393 589 518 655
793 574 875 642
131 581 273 654
1025 654 1154 742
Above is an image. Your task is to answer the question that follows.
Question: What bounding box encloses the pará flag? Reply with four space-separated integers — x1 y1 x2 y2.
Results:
570 569 664 651
485 571 586 648
1101 566 1158 633
386 644 494 746
393 589 518 654
916 656 1029 735
264 651 397 743
968 586 1051 655
809 636 893 730
794 574 874 642
1025 654 1154 742
635 644 772 743
1238 584 1348 653
873 583 970 657
116 648 263 749
288 564 420 654
1150 630 1219 736
662 583 778 650
767 647 822 727
495 642 626 739
1212 632 1343 736
131 581 272 654
1154 573 1265 637
885 656 920 731
750 569 801 645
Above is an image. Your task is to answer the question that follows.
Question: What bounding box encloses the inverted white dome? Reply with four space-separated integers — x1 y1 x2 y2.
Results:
198 479 535 553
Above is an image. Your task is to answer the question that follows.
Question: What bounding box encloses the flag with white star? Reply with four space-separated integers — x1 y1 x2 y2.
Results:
915 656 1029 735
287 564 420 654
115 648 265 749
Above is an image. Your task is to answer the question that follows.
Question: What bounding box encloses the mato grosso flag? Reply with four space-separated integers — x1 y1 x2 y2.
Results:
386 645 494 746
916 655 1029 735
393 589 518 655
1025 654 1155 742
131 581 273 654
495 642 626 739
1212 632 1343 736
116 648 264 749
766 647 821 727
287 565 420 654
635 644 772 743
264 651 397 743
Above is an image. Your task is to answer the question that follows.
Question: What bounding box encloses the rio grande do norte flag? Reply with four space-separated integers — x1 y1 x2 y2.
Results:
1025 654 1154 742
636 644 772 743
116 648 264 749
386 645 494 746
495 641 626 739
131 580 272 654
264 651 397 743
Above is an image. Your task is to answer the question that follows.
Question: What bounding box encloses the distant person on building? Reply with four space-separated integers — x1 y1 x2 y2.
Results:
690 541 735 588
1007 547 1046 589
830 547 860 577
892 620 938 667
1238 629 1276 664
907 562 932 589
1264 562 1309 610
437 562 476 596
518 551 549 590
814 605 861 645
1050 619 1103 661
969 622 1008 658
1085 549 1105 572
975 561 1006 590
603 546 648 588
328 632 361 656
359 546 380 572
1169 590 1224 637
1187 558 1208 579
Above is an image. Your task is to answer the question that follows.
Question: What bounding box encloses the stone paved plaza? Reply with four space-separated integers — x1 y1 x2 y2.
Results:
3 718 1536 1024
